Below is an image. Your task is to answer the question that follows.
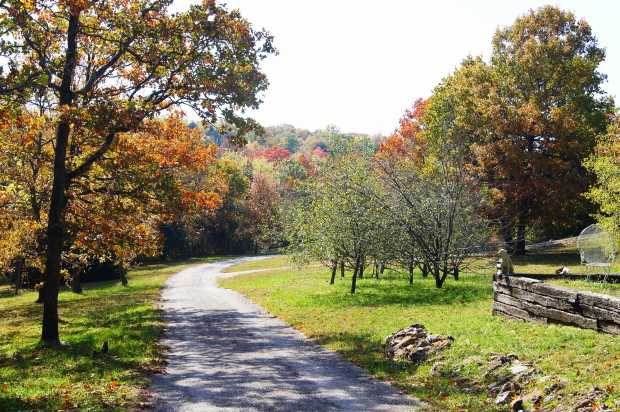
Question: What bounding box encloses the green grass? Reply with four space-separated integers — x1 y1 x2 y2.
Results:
487 245 620 275
547 279 620 298
220 255 291 273
0 256 223 411
221 256 620 411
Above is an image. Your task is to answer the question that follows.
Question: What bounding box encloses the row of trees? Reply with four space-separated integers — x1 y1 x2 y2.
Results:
287 142 491 291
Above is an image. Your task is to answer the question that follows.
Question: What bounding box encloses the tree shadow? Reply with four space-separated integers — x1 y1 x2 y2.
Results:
152 307 423 411
311 274 493 308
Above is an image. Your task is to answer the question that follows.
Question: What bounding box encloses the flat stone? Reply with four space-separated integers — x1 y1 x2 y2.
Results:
510 361 529 375
496 390 512 405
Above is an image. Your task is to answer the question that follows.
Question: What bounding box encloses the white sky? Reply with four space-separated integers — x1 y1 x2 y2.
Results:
175 1 620 135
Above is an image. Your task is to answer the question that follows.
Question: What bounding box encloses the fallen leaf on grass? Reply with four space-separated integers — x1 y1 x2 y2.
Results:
2 383 8 393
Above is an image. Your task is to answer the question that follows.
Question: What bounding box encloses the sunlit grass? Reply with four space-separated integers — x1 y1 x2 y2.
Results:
220 254 291 273
0 257 222 411
548 279 620 298
222 256 620 411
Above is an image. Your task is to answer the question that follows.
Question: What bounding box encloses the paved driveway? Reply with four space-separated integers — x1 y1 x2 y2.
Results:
152 257 424 411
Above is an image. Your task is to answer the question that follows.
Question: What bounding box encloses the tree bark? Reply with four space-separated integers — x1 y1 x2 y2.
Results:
42 119 71 345
329 261 337 285
351 256 359 294
36 285 44 303
71 271 82 294
452 266 459 280
408 262 414 285
340 261 345 278
500 217 515 254
41 13 80 346
421 263 429 278
358 256 365 279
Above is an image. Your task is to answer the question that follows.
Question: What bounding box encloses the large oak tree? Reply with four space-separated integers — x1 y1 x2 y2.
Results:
0 0 274 345
424 6 613 254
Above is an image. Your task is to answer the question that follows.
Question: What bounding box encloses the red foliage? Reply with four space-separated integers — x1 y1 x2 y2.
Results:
256 146 290 161
311 146 328 159
377 98 428 162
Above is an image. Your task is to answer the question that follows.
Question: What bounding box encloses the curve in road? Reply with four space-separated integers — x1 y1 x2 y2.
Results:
152 257 425 411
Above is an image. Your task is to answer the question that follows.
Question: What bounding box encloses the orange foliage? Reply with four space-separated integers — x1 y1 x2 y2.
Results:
377 98 428 165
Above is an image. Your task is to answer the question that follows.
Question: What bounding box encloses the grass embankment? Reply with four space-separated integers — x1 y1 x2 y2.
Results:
0 257 222 411
221 255 620 412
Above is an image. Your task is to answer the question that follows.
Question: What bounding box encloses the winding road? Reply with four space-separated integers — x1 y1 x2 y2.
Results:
152 257 424 411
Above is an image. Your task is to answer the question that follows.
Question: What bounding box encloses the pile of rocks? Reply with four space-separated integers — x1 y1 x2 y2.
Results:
383 324 454 362
484 353 538 410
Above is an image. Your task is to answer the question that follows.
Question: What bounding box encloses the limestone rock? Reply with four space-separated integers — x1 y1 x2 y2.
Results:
384 324 453 362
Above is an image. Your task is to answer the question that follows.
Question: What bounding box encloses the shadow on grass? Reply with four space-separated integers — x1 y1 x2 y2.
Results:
0 301 163 411
153 306 422 410
310 274 493 308
0 257 207 411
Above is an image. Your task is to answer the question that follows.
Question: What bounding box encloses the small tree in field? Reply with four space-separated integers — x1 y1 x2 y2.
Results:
375 149 492 288
287 154 386 293
0 0 274 345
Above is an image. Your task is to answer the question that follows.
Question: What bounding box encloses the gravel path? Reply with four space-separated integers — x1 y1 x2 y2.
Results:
151 257 424 411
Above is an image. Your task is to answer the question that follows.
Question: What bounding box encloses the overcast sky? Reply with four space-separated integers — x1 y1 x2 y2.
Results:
176 1 620 135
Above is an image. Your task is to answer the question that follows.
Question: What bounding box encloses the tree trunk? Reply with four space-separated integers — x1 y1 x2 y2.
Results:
41 13 80 346
42 120 70 345
14 260 23 296
380 262 385 274
421 263 429 278
500 217 515 254
408 263 414 285
71 271 83 294
120 269 128 287
14 273 21 296
452 266 459 281
329 261 337 285
351 256 359 294
340 261 345 278
36 285 44 303
358 256 365 279
432 262 447 288
515 221 526 256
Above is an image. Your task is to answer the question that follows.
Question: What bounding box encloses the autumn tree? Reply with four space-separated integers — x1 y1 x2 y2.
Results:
422 6 613 254
0 108 223 295
237 171 283 253
0 0 274 345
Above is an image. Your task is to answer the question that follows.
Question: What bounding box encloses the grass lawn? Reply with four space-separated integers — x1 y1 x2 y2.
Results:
0 256 223 411
221 256 620 412
220 254 290 273
548 279 620 298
